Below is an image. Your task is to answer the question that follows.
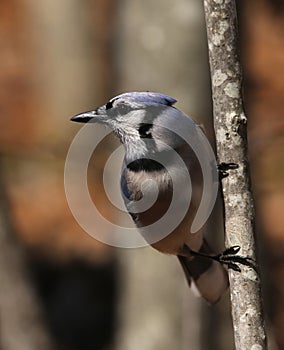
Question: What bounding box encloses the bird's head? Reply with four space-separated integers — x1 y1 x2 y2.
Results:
71 92 176 137
71 92 178 160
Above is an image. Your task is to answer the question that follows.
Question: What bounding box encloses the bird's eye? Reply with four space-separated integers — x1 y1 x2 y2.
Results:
105 101 113 110
116 101 132 114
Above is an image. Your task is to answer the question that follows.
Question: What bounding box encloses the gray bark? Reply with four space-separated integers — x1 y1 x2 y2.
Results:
203 0 267 349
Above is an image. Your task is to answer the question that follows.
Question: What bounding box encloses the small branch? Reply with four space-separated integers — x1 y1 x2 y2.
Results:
203 1 267 349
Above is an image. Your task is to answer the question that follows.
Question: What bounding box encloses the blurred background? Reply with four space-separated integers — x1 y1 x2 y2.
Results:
0 0 283 349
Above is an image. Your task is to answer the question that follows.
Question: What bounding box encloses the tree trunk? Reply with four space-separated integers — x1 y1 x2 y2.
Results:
203 0 267 349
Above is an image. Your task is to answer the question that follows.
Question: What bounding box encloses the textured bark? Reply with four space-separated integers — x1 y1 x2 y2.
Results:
203 1 267 349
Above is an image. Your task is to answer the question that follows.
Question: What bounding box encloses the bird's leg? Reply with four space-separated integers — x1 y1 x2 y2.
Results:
183 245 256 272
218 162 239 179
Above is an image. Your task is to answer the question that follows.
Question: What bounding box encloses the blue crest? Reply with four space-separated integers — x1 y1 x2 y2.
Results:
109 92 177 107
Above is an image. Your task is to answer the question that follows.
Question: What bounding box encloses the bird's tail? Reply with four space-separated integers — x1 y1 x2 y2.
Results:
178 240 229 304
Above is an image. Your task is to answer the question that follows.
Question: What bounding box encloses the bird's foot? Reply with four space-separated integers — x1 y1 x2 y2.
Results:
218 162 239 179
212 245 256 272
185 245 256 272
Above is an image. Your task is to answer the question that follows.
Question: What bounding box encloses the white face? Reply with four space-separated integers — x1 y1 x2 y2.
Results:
103 98 197 163
99 99 148 161
93 93 197 164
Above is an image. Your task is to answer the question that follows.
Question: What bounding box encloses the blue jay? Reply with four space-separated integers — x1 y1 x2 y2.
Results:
71 92 253 304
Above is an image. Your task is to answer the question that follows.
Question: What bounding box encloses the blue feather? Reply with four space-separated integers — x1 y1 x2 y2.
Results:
109 92 177 107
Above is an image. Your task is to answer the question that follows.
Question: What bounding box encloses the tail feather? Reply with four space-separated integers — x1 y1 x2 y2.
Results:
178 240 229 304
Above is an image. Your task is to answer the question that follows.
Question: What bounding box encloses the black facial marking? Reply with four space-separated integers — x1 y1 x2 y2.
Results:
138 123 153 139
127 158 164 172
105 101 113 110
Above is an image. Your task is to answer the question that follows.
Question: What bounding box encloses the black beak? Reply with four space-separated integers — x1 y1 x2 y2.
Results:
70 111 97 123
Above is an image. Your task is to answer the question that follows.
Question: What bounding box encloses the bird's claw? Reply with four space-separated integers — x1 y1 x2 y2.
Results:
214 245 257 272
218 162 239 179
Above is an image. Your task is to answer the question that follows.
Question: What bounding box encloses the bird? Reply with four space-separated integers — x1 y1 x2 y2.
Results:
71 91 253 304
